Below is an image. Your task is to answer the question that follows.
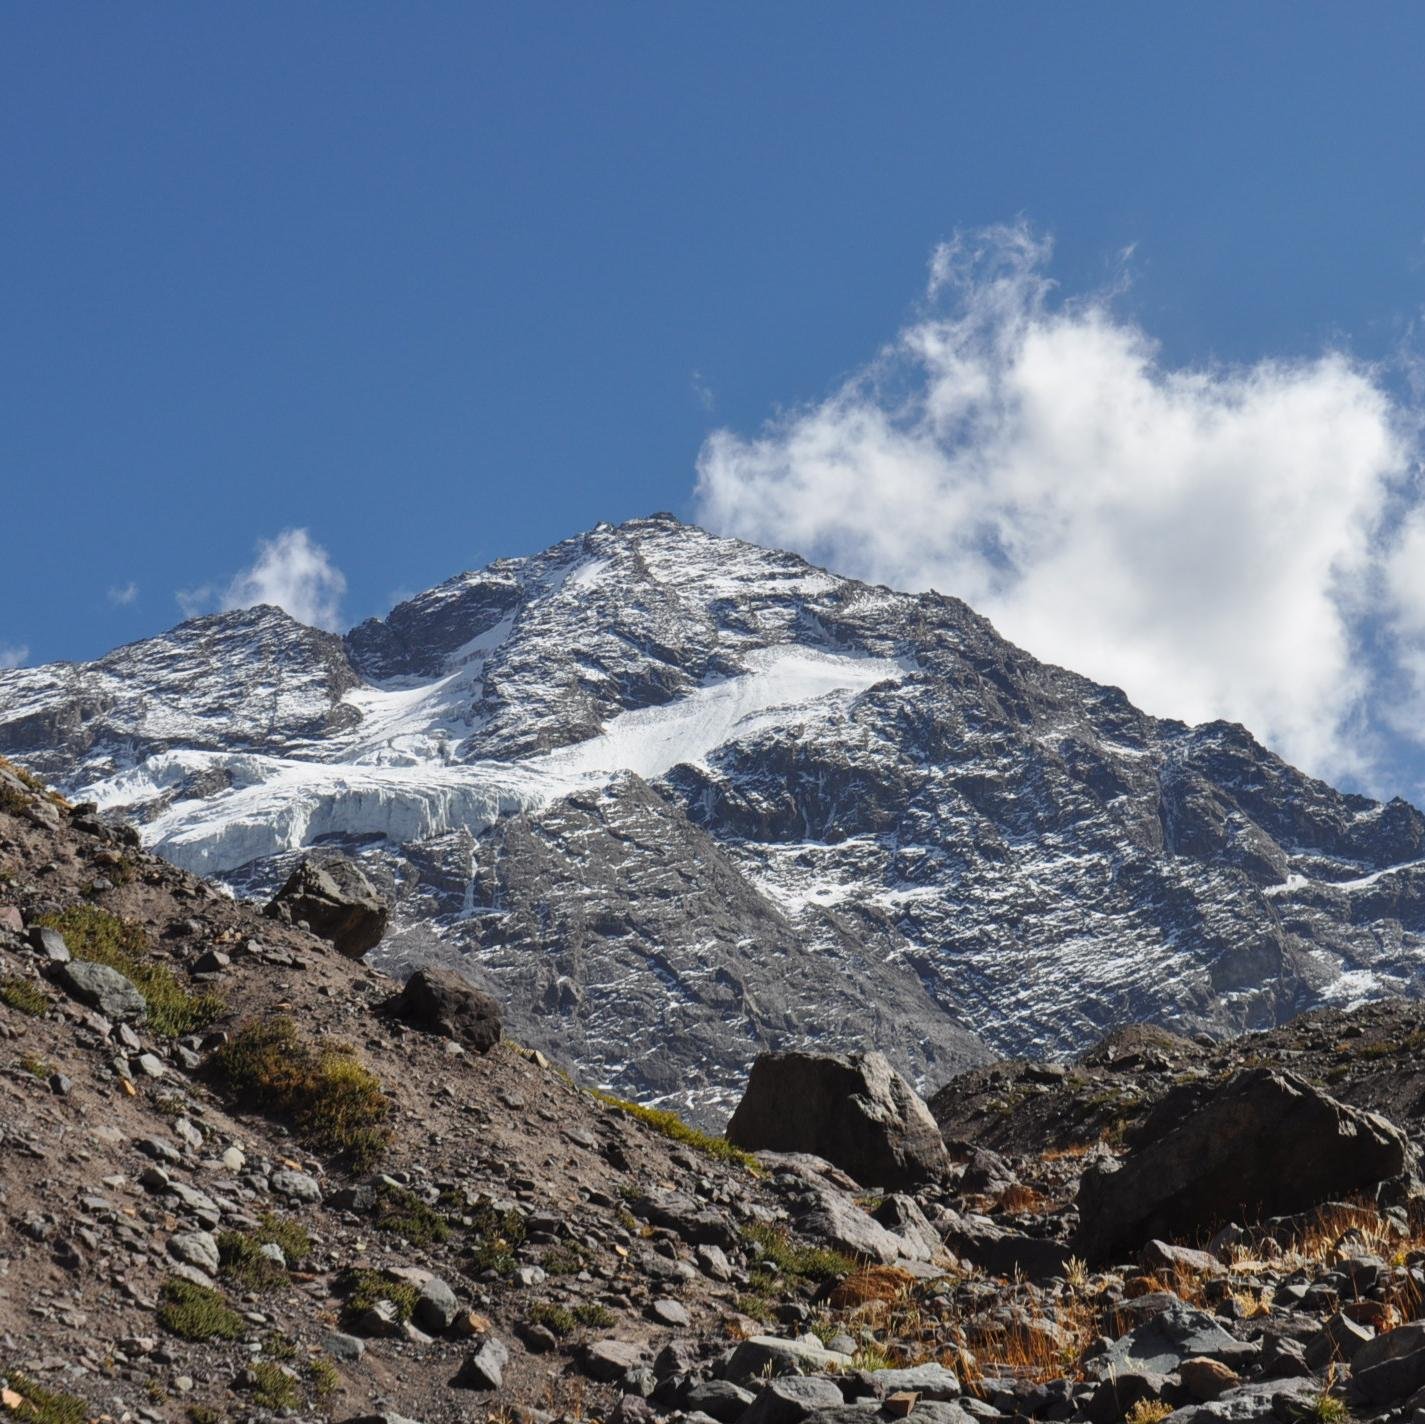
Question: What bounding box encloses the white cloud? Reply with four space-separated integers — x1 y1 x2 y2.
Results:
0 643 28 670
107 581 139 607
178 529 347 632
696 223 1419 784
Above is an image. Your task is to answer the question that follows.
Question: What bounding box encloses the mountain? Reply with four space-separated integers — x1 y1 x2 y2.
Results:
6 512 1425 1119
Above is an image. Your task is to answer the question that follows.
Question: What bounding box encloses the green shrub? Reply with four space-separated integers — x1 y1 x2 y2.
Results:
243 1361 299 1411
217 1230 288 1292
744 1222 856 1283
308 1358 339 1400
255 1212 311 1265
541 1243 584 1274
465 1200 525 1276
529 1301 577 1337
590 1089 761 1170
156 1278 246 1341
337 1268 420 1326
210 1016 390 1167
37 906 223 1037
373 1181 450 1246
0 977 50 1017
0 1369 88 1424
574 1302 615 1327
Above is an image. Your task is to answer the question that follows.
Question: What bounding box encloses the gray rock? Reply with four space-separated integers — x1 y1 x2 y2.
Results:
167 1230 220 1275
1088 1307 1258 1380
697 1243 734 1280
649 1298 690 1327
56 959 147 1022
727 1050 950 1189
1077 1070 1415 1262
270 1169 322 1202
862 1365 961 1401
723 1335 854 1385
740 1376 846 1424
325 1332 366 1362
582 1339 646 1382
415 1276 459 1333
683 1381 756 1422
28 926 70 963
797 1192 913 1266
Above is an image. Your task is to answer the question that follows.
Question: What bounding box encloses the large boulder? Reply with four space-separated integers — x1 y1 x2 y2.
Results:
392 966 502 1053
1076 1069 1415 1263
726 1050 950 1190
264 856 388 958
56 959 147 1022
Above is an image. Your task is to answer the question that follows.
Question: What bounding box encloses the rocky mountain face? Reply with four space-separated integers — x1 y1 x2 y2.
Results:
5 514 1425 1118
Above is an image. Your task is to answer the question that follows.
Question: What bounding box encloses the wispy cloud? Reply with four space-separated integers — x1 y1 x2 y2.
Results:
691 370 716 413
696 223 1423 787
107 581 139 607
0 643 29 670
178 529 347 631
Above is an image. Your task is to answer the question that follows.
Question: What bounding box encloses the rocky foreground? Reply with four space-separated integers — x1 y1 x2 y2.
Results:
8 759 1425 1424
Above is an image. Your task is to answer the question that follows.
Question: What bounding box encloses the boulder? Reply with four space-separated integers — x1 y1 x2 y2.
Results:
722 1335 854 1384
727 1050 949 1190
264 856 388 957
1076 1070 1414 1262
56 959 147 1022
392 966 502 1052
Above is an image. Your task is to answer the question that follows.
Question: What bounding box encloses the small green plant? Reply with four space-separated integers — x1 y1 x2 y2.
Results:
542 1243 585 1274
0 1368 89 1424
243 1361 299 1411
211 1016 390 1167
373 1181 451 1246
573 1302 615 1328
261 1331 297 1361
852 1344 895 1371
19 1054 52 1078
744 1222 856 1283
308 1358 339 1400
466 1200 526 1276
1293 1395 1347 1424
255 1212 311 1265
1124 1402 1173 1424
37 906 223 1037
1 977 50 1017
156 1277 246 1341
337 1267 421 1326
187 1406 222 1424
589 1088 761 1170
217 1230 288 1292
529 1302 578 1337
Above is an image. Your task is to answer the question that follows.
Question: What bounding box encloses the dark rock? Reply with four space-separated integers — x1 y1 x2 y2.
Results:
264 855 388 957
1350 1323 1425 1404
722 1335 854 1384
56 959 147 1022
1087 1306 1258 1380
739 1376 846 1424
727 1050 950 1190
1076 1070 1415 1261
683 1380 756 1422
392 965 502 1052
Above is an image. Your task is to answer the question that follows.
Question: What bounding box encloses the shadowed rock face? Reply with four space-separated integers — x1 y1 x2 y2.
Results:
726 1049 950 1190
1074 1068 1417 1262
264 856 389 958
391 965 502 1052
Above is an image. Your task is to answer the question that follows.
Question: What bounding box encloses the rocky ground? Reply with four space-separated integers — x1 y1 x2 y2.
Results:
10 755 1425 1424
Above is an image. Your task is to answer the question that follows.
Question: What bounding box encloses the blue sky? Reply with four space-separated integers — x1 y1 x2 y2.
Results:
7 6 1425 796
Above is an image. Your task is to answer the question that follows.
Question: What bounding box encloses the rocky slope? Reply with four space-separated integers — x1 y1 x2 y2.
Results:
7 514 1425 1116
12 759 1425 1424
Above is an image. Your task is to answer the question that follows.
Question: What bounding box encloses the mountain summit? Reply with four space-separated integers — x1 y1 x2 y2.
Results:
5 513 1425 1117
